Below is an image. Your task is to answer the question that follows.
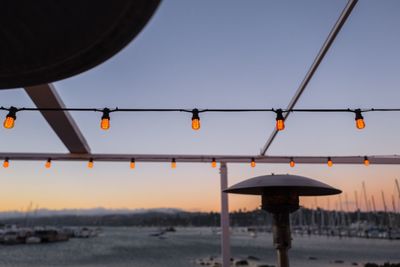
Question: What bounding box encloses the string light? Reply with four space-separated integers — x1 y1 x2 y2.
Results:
211 158 217 168
1 106 399 132
130 158 135 169
355 109 365 129
100 108 110 130
191 109 200 130
364 156 370 166
3 107 17 129
290 157 295 168
251 157 256 168
88 158 94 168
275 109 285 131
0 155 388 168
45 158 51 168
3 158 9 168
327 157 333 167
171 158 176 169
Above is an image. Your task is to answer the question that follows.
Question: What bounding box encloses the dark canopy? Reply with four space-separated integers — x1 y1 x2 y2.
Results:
0 0 161 88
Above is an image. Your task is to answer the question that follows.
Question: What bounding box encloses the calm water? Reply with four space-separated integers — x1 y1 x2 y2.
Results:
0 227 398 267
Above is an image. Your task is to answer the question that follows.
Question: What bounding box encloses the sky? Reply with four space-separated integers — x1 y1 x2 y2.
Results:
0 0 400 212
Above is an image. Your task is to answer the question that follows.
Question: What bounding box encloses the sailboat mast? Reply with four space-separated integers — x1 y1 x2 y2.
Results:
395 179 400 213
362 182 371 224
355 191 360 228
362 182 370 211
345 193 350 226
371 196 377 213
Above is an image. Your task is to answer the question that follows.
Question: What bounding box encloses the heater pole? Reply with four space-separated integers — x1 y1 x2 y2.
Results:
219 162 231 267
272 212 291 267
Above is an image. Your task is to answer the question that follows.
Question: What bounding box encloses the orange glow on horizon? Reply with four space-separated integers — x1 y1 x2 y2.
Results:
0 182 395 213
0 161 396 213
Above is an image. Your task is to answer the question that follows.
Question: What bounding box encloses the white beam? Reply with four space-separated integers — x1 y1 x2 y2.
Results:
0 153 399 165
260 0 358 155
219 162 231 267
24 84 90 154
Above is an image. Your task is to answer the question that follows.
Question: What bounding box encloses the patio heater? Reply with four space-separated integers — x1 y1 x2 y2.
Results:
225 174 341 267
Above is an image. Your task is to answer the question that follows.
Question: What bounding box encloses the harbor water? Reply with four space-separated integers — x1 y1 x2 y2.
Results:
0 227 398 267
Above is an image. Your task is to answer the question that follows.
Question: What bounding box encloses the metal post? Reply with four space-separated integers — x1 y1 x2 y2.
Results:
272 213 291 267
219 162 231 267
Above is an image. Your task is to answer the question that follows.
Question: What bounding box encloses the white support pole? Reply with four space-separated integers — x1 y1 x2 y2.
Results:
220 162 231 267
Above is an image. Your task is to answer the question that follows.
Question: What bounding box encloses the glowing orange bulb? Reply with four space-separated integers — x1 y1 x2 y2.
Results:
355 109 365 130
3 159 9 168
130 159 135 169
327 157 333 167
211 158 217 168
88 159 94 168
276 120 285 131
191 109 200 130
3 107 17 129
45 159 51 169
275 109 285 131
364 157 370 166
356 119 365 129
101 118 110 130
250 158 256 168
192 119 200 130
171 159 176 169
100 108 110 130
3 116 15 129
290 158 295 168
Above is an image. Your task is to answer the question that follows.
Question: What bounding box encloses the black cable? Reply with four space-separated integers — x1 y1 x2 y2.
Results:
2 106 400 114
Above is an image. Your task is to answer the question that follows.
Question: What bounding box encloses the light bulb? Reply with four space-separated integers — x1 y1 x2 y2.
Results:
275 109 285 131
356 119 365 129
171 158 176 169
3 158 9 168
327 157 333 167
364 156 369 166
100 108 110 130
211 158 217 168
45 158 51 168
191 109 200 130
88 158 94 168
130 159 135 169
290 158 295 168
3 107 17 129
355 109 365 129
251 158 256 168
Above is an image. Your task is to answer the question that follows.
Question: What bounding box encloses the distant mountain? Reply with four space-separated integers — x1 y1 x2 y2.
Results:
0 208 394 229
0 207 184 219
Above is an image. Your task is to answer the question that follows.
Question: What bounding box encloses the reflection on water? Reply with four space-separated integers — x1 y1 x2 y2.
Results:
0 227 398 267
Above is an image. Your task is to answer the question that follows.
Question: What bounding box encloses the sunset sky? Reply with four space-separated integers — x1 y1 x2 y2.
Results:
0 0 400 213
